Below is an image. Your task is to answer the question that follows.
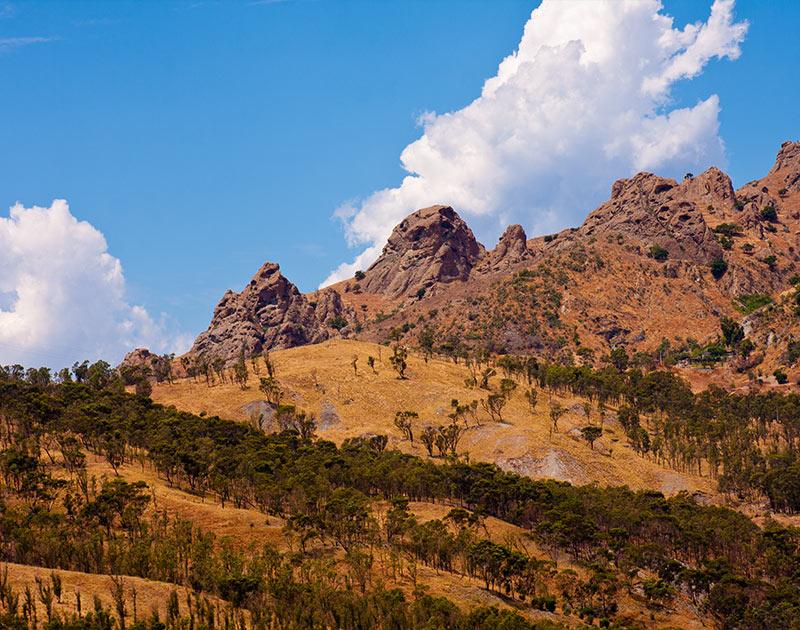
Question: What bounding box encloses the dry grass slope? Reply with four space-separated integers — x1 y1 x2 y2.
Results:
153 339 715 497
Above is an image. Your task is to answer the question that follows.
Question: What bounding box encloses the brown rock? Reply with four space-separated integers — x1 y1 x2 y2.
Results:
190 261 339 363
478 224 530 272
358 205 484 298
579 171 723 265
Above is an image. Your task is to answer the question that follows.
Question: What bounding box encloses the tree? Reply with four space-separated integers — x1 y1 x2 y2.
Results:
710 257 728 279
499 378 517 398
394 411 418 442
390 345 409 379
420 426 436 457
580 426 603 450
351 355 359 376
481 393 507 422
582 400 592 425
259 377 283 405
212 358 226 384
419 326 435 363
263 350 276 378
233 346 248 389
608 347 629 372
320 488 373 552
524 389 538 416
549 402 566 435
761 205 778 222
479 367 496 389
437 422 464 457
367 356 376 373
721 317 744 348
134 378 152 398
103 431 126 475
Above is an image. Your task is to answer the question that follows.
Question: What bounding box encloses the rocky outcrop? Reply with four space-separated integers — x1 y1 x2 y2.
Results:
577 170 723 265
357 205 484 298
768 140 800 191
118 348 157 371
190 262 340 364
183 141 800 364
477 224 531 272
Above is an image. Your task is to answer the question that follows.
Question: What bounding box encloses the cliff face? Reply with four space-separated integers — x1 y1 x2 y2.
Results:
190 262 343 364
357 205 485 299
182 141 800 364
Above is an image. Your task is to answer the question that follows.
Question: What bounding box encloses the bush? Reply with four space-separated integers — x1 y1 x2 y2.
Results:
761 206 778 222
649 245 668 261
735 294 772 315
329 315 348 330
711 258 728 279
714 223 742 237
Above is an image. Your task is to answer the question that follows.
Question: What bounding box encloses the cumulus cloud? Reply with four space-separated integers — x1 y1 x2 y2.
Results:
0 200 189 368
322 0 747 286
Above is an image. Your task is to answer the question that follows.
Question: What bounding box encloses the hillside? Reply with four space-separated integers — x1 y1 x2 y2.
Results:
5 376 764 628
151 339 714 497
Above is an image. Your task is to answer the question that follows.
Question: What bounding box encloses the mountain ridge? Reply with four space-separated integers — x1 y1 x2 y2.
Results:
125 140 800 373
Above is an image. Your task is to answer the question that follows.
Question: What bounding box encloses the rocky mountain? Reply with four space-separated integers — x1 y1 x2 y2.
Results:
189 261 350 364
180 140 800 369
356 205 485 299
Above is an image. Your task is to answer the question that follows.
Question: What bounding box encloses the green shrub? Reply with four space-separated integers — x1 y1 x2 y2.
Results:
761 206 778 222
329 315 348 330
762 255 778 269
649 245 668 261
714 223 742 237
711 258 728 279
735 294 773 315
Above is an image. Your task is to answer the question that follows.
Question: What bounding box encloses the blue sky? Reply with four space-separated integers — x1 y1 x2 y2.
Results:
0 0 798 366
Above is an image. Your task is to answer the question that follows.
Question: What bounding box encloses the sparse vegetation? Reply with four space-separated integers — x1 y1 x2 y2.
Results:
735 293 773 314
649 244 668 261
710 257 728 279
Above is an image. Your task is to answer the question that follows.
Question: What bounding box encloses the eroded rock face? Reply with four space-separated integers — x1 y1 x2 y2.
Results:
118 348 156 371
578 170 723 265
478 224 530 272
358 205 485 298
190 262 337 363
768 140 800 191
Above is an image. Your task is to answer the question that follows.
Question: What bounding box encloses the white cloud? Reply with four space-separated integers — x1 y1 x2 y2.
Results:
0 200 189 368
321 0 747 287
0 37 52 53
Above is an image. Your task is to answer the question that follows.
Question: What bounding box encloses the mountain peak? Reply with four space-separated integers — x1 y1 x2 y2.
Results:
191 259 334 363
358 205 484 298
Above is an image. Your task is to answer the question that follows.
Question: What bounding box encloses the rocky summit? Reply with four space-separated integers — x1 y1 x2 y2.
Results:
181 141 800 368
189 261 349 364
357 205 485 299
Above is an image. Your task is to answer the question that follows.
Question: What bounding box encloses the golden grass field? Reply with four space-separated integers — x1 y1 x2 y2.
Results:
2 561 231 624
152 339 715 497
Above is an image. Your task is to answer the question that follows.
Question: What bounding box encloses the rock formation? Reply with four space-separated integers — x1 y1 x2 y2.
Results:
190 261 341 364
179 140 800 364
357 205 484 298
